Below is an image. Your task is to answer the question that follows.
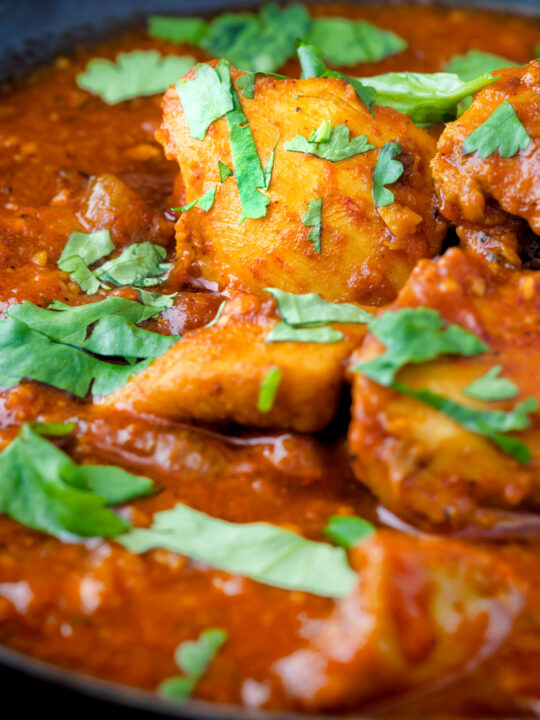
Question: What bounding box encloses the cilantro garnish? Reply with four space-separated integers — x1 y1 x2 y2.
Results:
257 366 282 412
445 50 519 81
309 120 332 144
323 515 375 549
94 242 171 288
117 503 356 597
160 629 228 702
218 161 233 182
265 322 343 344
178 185 218 213
372 142 404 207
58 229 114 294
175 63 234 140
286 124 375 162
306 17 406 66
263 138 279 190
463 365 519 401
463 100 531 158
235 71 287 99
148 16 208 45
266 288 372 326
0 424 154 540
302 198 323 253
77 50 195 104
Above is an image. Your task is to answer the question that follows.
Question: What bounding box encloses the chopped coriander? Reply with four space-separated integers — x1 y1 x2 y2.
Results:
302 198 323 253
236 71 288 99
58 229 114 294
265 288 372 326
30 421 76 437
309 120 332 144
218 161 233 182
176 63 234 140
445 50 519 82
263 138 279 191
204 300 226 328
179 185 218 213
148 15 208 45
463 365 519 401
0 424 154 541
286 124 375 162
216 61 270 221
306 17 406 66
372 141 404 207
77 50 195 104
117 502 356 597
354 307 488 386
324 515 375 549
257 367 282 412
137 290 177 312
160 629 228 702
463 101 531 158
94 241 171 288
265 321 343 344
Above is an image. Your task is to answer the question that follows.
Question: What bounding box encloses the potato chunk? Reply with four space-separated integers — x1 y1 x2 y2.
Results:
348 248 540 530
158 65 446 304
104 293 367 432
273 532 523 711
432 61 540 267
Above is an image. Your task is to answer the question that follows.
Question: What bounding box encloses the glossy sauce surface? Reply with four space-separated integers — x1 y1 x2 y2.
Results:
0 3 540 715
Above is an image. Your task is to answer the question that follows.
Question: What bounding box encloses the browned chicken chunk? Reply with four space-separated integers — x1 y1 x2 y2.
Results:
158 65 446 304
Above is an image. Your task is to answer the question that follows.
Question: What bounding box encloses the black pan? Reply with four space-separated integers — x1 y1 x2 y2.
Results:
0 0 538 718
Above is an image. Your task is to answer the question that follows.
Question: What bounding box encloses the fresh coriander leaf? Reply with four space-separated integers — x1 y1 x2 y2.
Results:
0 424 154 540
58 229 114 292
263 138 279 191
218 161 233 182
137 290 177 312
393 382 536 464
309 120 332 144
235 71 287 99
360 71 496 125
160 629 227 702
307 18 406 66
286 124 375 162
201 3 310 73
372 141 404 207
463 100 531 158
77 464 154 505
463 365 519 401
94 242 170 288
302 198 322 253
216 61 270 221
445 50 519 82
148 15 208 45
265 321 343 344
181 185 218 213
257 366 282 412
204 300 226 328
83 315 179 358
265 288 372 325
324 515 375 549
298 45 376 112
354 307 488 386
176 63 234 140
30 421 76 437
91 359 153 398
117 503 356 597
78 50 196 104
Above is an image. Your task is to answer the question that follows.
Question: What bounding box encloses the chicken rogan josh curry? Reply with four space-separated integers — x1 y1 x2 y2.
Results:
1 1 540 715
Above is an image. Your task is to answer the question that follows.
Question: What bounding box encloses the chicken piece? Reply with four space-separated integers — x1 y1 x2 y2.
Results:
432 61 540 267
158 65 446 305
348 248 540 530
273 532 524 712
104 293 368 432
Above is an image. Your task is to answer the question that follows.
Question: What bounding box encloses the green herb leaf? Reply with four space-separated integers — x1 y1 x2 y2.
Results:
372 141 404 207
463 365 519 401
265 321 343 344
297 45 376 112
136 290 177 313
117 503 356 597
257 367 282 412
30 421 76 437
204 300 226 329
218 161 233 182
200 3 311 73
176 63 234 140
82 315 179 358
58 230 114 293
235 71 288 99
323 515 375 549
309 120 332 144
393 382 537 464
179 185 218 213
148 15 208 45
445 50 519 82
302 198 323 253
360 71 496 125
77 50 196 104
354 307 488 386
263 138 279 191
286 123 375 162
463 100 531 158
265 288 372 326
216 62 270 221
306 18 406 66
160 629 227 702
0 424 154 540
94 242 170 288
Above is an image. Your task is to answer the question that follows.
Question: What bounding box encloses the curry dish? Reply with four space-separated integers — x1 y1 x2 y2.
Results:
1 2 540 716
